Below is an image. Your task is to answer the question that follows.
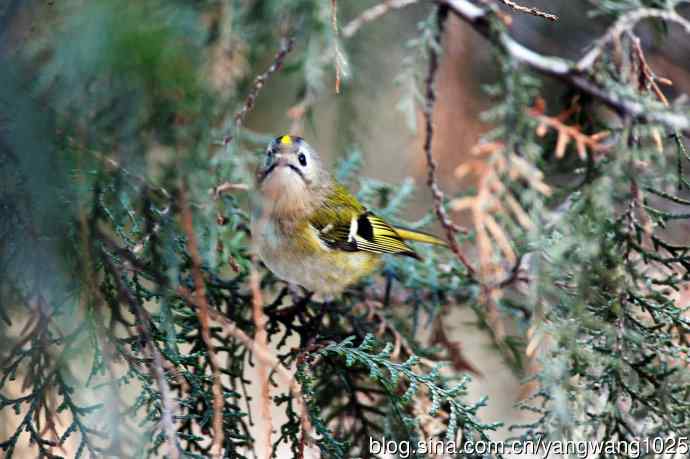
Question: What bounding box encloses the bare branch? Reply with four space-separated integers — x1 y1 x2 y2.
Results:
631 35 672 107
342 0 420 38
342 0 558 40
431 313 481 375
331 0 342 94
577 6 690 71
498 0 558 21
210 181 250 199
423 5 475 276
223 36 296 145
250 263 273 458
438 0 690 134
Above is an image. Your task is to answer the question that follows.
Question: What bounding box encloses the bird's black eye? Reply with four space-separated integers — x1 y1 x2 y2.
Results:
298 153 307 167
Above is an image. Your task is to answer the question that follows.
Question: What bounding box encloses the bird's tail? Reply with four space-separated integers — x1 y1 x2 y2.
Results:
393 227 447 246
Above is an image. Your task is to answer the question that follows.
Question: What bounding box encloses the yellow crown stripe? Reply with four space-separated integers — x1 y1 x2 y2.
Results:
280 135 293 145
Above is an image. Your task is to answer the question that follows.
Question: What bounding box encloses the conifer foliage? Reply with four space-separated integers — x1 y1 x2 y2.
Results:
2 0 690 458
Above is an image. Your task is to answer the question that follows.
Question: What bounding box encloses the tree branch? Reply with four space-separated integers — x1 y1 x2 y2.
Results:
184 290 314 445
97 228 314 451
498 0 558 21
249 262 273 459
577 6 690 71
424 5 475 276
179 187 225 458
343 0 420 38
438 0 690 134
223 36 296 145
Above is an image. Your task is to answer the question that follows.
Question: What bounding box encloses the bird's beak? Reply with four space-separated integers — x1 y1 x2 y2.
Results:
274 154 290 167
259 153 294 184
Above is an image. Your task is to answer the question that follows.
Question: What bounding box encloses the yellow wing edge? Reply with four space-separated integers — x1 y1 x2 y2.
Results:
392 227 447 246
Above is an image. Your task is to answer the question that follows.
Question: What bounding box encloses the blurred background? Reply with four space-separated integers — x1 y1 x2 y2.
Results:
2 0 690 457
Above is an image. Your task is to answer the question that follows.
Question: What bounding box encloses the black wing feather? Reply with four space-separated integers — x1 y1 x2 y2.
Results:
317 211 420 259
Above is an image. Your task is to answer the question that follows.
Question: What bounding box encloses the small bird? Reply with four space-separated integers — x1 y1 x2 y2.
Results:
251 135 446 295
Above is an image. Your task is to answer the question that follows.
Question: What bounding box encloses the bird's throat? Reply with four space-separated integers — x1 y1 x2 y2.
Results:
261 168 312 218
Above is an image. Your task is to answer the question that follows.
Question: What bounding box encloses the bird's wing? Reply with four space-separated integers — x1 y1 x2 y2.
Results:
309 184 420 259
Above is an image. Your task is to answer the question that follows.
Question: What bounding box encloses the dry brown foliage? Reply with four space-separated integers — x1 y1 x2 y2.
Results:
528 97 611 160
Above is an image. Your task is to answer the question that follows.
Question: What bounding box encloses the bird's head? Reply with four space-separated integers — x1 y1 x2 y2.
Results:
256 135 328 216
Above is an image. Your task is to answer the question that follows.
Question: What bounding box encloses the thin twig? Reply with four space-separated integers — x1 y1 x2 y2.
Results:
431 313 481 375
498 0 558 21
331 0 342 94
211 181 250 199
87 151 171 255
423 5 475 276
342 0 420 38
179 186 225 458
631 36 671 106
224 36 296 145
357 300 434 364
